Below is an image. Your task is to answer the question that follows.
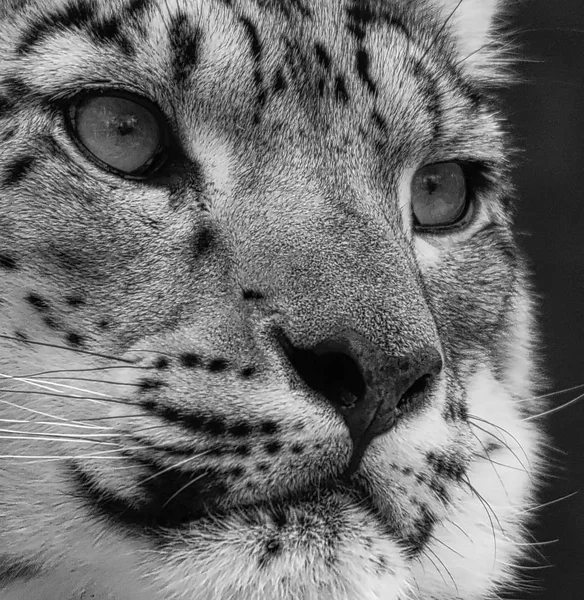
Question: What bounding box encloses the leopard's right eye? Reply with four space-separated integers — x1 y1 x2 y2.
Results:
66 91 168 178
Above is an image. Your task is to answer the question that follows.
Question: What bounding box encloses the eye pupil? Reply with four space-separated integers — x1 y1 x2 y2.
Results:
68 92 166 177
411 162 468 229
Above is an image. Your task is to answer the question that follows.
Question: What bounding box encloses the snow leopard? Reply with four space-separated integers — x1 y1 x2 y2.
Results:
0 0 546 598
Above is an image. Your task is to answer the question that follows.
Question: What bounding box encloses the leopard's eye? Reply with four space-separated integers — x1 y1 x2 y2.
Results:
411 162 468 229
67 92 167 177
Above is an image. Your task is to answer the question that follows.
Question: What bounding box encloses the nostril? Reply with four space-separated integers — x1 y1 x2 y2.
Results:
395 374 433 419
279 335 367 411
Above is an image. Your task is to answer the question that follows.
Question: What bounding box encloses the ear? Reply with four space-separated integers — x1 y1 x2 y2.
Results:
430 0 506 78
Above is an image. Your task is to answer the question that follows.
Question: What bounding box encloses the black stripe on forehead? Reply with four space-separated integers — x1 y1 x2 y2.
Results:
253 0 312 19
169 12 201 84
17 0 136 56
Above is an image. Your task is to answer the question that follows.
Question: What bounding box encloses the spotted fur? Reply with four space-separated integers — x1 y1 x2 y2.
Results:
0 1 546 599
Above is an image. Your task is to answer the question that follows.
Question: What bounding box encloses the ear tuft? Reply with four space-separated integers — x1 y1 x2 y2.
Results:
430 0 510 80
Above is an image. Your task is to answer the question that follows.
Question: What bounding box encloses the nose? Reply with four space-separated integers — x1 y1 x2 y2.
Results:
279 329 443 476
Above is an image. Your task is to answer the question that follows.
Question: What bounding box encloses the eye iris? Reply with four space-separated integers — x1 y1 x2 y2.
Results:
411 162 467 228
74 95 161 175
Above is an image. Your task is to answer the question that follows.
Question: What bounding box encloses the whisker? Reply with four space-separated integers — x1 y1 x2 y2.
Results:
2 389 134 407
0 435 120 445
0 334 135 364
0 418 109 430
514 382 584 403
522 392 584 421
0 398 103 426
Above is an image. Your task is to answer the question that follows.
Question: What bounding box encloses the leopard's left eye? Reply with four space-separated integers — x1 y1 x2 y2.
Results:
411 162 468 229
67 91 168 177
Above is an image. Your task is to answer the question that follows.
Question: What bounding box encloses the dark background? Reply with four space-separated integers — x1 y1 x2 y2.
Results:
503 1 584 598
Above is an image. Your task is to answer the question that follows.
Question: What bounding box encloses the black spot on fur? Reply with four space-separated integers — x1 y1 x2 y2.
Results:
230 466 245 478
242 289 264 300
160 406 179 422
169 12 201 83
43 315 59 330
3 156 35 186
240 18 265 118
154 356 170 370
234 444 251 456
0 127 16 143
256 462 269 472
273 69 287 93
195 227 215 255
180 352 200 368
17 2 94 54
14 331 29 342
314 43 330 70
65 332 84 347
371 110 388 134
405 504 436 555
290 442 304 454
259 538 281 566
426 451 466 481
0 555 42 584
318 78 325 96
97 318 111 330
0 95 15 118
93 16 134 55
1 77 32 101
334 76 349 103
265 440 282 455
229 422 252 437
0 254 17 270
240 366 256 378
345 4 373 40
26 292 50 312
125 0 153 16
209 358 228 372
206 418 227 435
356 50 376 94
260 421 279 435
65 295 85 307
138 378 164 392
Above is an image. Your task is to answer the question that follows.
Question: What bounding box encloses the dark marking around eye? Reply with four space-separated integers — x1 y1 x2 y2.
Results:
3 156 35 186
334 76 349 104
169 12 201 84
65 332 84 347
229 422 252 437
180 353 200 368
356 50 376 95
314 43 330 71
26 292 50 311
209 358 228 372
0 254 17 270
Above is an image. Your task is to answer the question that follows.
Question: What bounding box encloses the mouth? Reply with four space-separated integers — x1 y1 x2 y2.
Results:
68 457 390 536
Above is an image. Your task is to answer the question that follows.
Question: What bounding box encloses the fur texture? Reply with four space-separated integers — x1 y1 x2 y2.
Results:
0 1 544 598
